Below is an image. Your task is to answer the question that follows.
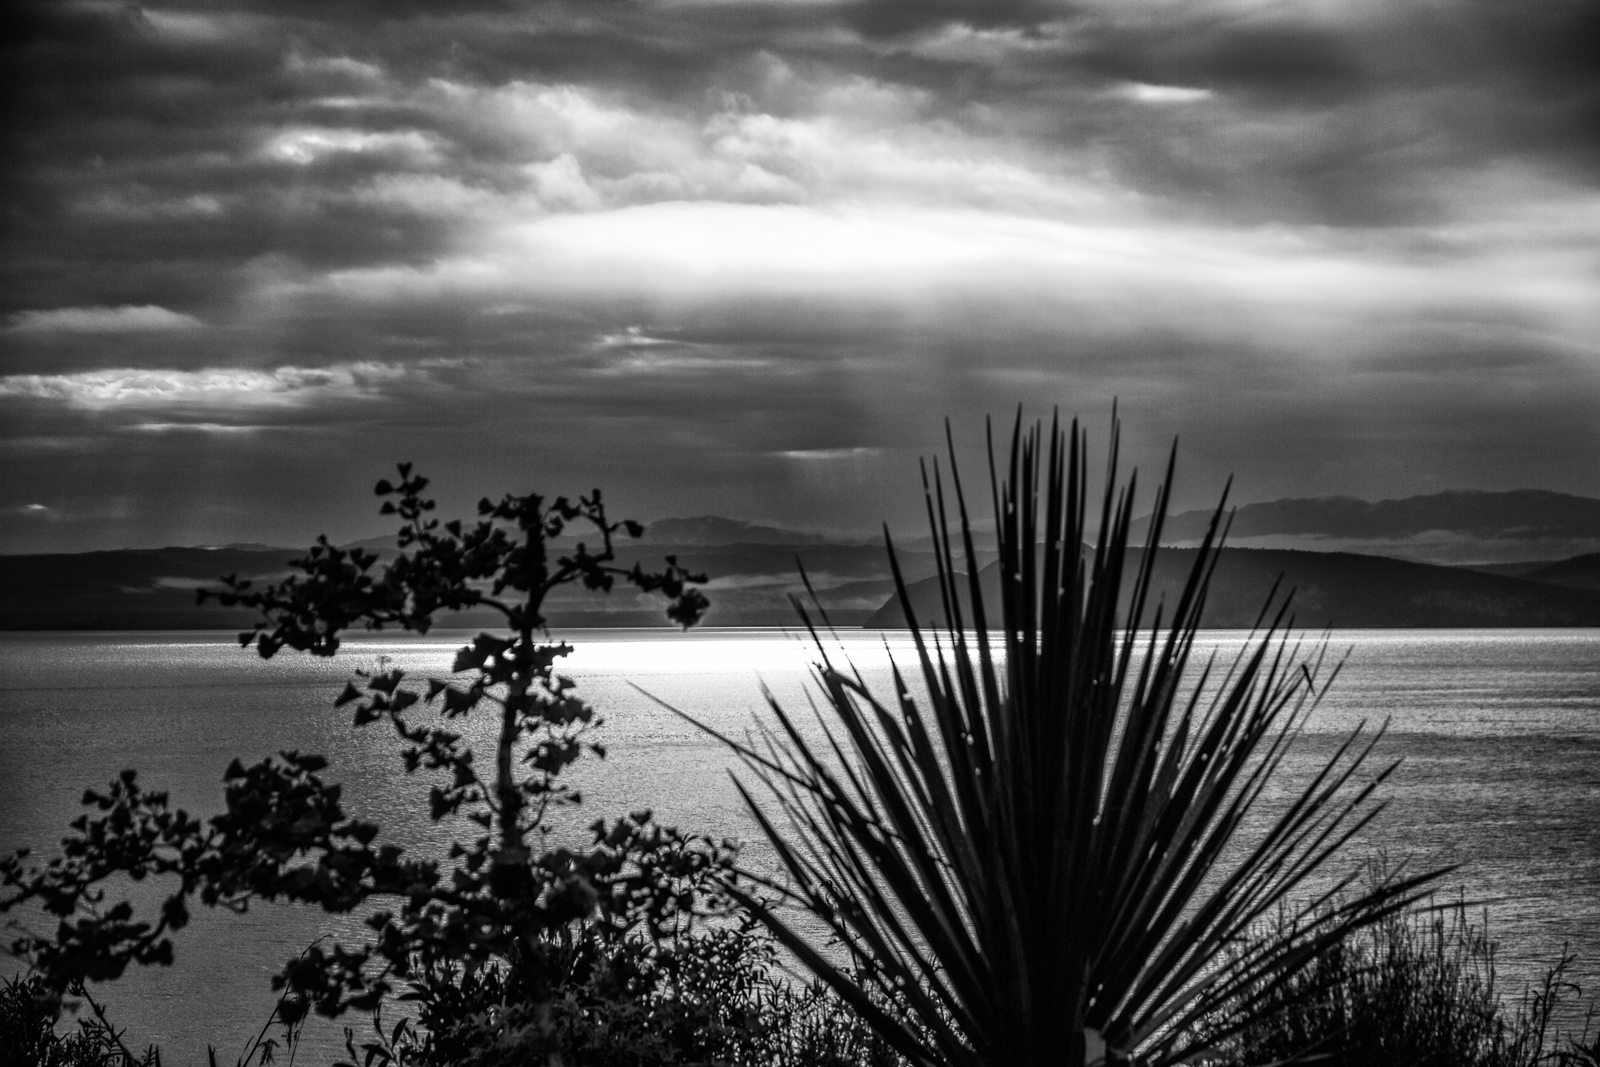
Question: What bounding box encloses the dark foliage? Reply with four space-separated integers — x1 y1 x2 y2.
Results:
1 466 722 1046
0 976 159 1067
345 917 914 1067
1201 893 1600 1067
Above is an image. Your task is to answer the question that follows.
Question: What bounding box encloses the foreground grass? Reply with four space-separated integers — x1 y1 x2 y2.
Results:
6 901 1597 1067
1195 898 1600 1067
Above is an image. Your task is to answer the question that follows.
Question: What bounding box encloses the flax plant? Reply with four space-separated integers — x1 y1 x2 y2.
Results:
671 414 1446 1067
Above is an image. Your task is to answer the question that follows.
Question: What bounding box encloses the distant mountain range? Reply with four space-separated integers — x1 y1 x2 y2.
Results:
3 490 1599 631
1507 553 1600 591
0 536 933 630
641 516 836 547
865 549 1600 630
1133 489 1600 566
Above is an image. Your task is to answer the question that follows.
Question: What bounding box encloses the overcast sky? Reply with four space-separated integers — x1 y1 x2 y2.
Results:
2 0 1597 552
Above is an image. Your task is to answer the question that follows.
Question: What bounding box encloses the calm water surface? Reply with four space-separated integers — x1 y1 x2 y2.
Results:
2 628 1598 1063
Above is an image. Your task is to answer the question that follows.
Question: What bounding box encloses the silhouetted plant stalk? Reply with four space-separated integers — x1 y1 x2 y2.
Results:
667 413 1450 1067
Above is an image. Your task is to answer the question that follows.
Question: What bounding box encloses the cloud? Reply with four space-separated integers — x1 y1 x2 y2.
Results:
6 306 203 334
0 363 409 410
127 422 269 434
265 128 442 166
778 447 882 461
0 0 1596 553
1119 83 1214 104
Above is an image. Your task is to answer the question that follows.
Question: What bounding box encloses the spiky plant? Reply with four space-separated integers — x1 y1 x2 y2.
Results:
671 414 1447 1067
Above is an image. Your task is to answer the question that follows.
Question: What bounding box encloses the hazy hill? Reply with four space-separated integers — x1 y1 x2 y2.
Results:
1146 490 1600 540
1461 560 1557 578
341 516 846 553
537 539 934 626
642 516 835 546
8 525 1599 632
1460 554 1600 591
0 530 934 630
1523 553 1600 592
1133 490 1600 566
864 548 1600 630
0 546 299 630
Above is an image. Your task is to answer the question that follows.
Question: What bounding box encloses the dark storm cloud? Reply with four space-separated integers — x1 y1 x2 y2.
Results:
1 0 1596 551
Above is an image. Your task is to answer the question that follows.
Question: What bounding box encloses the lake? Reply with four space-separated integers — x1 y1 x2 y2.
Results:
3 627 1599 1063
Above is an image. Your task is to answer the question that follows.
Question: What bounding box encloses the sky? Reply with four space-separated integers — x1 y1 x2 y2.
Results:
2 0 1597 553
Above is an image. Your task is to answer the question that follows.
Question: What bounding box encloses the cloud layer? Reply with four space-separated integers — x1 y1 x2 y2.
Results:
1 0 1597 551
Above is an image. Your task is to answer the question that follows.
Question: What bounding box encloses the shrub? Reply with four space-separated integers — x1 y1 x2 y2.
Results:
325 914 911 1067
1200 894 1600 1067
0 976 159 1067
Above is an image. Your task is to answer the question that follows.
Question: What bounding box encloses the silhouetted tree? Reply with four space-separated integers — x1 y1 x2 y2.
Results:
1 465 725 1041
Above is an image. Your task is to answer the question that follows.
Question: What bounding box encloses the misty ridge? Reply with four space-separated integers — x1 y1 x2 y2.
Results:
1136 489 1600 566
4 488 1600 631
1139 489 1600 540
867 549 1600 630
